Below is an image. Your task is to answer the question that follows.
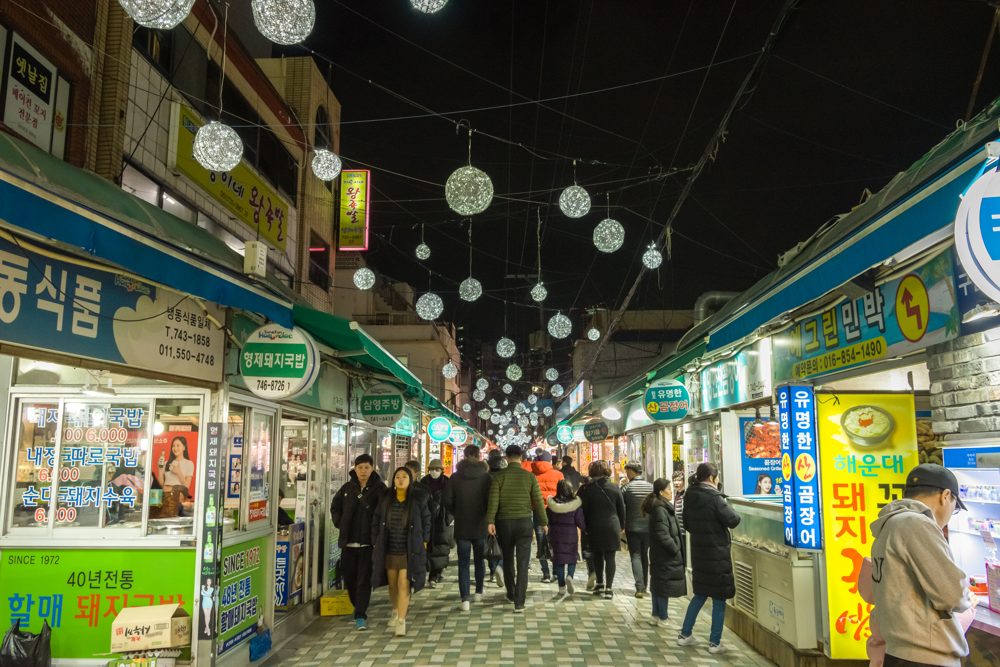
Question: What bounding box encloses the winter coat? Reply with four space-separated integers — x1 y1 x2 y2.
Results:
486 464 547 524
546 496 586 566
371 490 432 592
648 496 686 598
577 477 626 552
560 465 583 492
443 459 491 541
531 461 564 507
682 482 741 599
622 477 654 533
330 471 386 547
421 474 454 570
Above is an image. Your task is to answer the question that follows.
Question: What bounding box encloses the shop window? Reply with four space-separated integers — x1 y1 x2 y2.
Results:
161 192 196 223
329 423 346 491
147 397 201 536
279 415 310 521
247 411 274 527
222 405 247 533
133 26 173 75
308 232 330 291
349 426 375 467
122 164 160 206
9 401 59 529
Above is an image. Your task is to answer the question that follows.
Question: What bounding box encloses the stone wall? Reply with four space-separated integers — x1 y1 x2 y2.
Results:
928 328 1000 437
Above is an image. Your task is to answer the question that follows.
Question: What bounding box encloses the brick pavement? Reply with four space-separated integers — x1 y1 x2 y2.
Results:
264 551 775 667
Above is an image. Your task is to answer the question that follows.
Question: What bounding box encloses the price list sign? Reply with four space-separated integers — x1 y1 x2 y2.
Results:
777 385 822 550
198 423 224 641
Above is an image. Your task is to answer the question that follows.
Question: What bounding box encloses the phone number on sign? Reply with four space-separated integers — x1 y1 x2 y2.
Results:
158 344 215 367
793 337 886 379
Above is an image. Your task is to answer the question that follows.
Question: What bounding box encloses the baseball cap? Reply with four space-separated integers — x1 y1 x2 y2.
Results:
536 450 552 462
905 463 966 511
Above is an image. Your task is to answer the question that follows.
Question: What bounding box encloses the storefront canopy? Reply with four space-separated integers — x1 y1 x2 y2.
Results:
695 96 1000 354
0 132 293 326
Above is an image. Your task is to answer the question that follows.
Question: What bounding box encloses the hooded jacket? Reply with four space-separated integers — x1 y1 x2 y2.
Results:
531 460 564 507
443 458 491 540
869 499 972 667
648 496 686 599
545 496 586 565
560 464 583 492
330 470 385 548
682 482 740 599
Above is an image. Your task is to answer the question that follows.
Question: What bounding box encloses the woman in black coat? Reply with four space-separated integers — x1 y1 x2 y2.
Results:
372 467 431 637
643 478 686 627
577 460 626 599
677 463 741 652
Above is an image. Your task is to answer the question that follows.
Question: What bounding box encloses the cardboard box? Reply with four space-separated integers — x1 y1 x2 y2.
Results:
110 604 191 653
319 590 353 617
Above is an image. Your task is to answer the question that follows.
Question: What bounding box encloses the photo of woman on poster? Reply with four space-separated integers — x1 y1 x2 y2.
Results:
754 473 775 494
153 430 199 499
163 436 194 487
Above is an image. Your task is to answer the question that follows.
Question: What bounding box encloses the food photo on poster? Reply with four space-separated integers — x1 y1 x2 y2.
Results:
739 414 784 496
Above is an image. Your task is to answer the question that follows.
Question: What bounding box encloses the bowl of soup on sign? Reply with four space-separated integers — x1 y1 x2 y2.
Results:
840 405 895 447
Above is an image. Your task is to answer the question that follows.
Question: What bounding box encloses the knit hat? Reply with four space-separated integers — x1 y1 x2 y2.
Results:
428 459 443 470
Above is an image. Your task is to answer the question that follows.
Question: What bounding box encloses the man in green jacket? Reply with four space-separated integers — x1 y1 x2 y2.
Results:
487 444 547 613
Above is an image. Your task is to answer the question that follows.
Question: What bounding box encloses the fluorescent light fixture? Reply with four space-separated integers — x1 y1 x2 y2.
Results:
961 303 1000 323
82 379 116 397
601 406 622 421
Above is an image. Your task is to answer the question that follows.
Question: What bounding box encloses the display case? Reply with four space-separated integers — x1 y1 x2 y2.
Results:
728 496 820 650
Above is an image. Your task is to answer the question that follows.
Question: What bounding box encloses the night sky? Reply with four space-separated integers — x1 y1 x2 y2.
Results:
295 0 1000 356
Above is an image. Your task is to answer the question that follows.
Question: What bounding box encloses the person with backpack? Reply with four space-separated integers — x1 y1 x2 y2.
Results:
622 461 654 598
421 459 454 587
443 445 491 611
577 460 626 599
677 462 741 654
644 478 686 627
546 480 586 597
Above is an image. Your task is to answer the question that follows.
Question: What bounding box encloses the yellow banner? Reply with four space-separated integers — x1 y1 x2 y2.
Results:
338 169 370 250
816 392 919 659
170 104 288 251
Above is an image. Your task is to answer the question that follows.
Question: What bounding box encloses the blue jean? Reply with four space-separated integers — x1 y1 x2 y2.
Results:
533 518 550 578
553 562 576 587
681 594 727 645
652 594 669 620
456 538 486 601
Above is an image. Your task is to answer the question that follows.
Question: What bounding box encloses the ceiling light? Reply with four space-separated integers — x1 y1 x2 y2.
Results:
601 406 621 421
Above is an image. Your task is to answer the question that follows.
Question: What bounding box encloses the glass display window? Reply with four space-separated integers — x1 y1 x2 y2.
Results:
221 401 276 534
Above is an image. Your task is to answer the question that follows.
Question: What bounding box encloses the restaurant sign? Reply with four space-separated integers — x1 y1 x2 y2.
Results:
700 338 771 412
239 325 320 400
771 250 957 382
338 170 371 251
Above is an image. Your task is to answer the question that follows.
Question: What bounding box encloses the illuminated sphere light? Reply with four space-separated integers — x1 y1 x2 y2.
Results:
488 398 498 408
445 165 494 215
642 244 663 270
442 360 458 379
193 121 243 172
496 337 516 358
503 399 510 407
545 367 559 382
415 243 431 261
119 0 194 29
353 267 375 290
478 408 491 420
415 292 444 320
311 149 342 181
411 0 448 13
251 0 316 45
551 383 564 398
472 388 486 402
514 404 525 414
502 383 513 394
490 413 501 425
519 417 529 428
593 218 625 253
543 406 553 417
488 429 494 435
547 312 572 340
476 378 489 391
462 403 471 413
559 184 592 219
530 282 548 303
459 277 483 302
506 364 523 381
528 394 538 405
587 327 601 341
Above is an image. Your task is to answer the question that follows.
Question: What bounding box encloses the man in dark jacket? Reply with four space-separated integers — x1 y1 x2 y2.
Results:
421 458 453 586
622 461 654 598
330 453 385 631
487 445 547 613
560 456 583 491
443 445 491 610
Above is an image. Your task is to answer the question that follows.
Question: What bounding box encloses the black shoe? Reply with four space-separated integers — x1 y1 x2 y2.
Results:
592 585 605 595
603 589 614 600
513 606 525 614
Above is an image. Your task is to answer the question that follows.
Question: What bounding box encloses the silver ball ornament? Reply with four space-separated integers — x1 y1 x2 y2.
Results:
496 337 516 358
642 244 663 269
252 0 316 45
193 121 243 172
547 312 572 340
545 368 559 382
506 364 523 381
353 267 375 290
459 277 483 302
442 360 458 379
593 218 625 253
445 165 493 215
415 292 444 320
559 184 591 218
530 282 547 303
311 149 342 181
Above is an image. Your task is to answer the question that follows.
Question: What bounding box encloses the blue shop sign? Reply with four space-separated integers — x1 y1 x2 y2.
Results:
556 425 574 445
777 385 822 550
643 379 690 422
427 417 452 442
942 445 1000 469
700 339 771 412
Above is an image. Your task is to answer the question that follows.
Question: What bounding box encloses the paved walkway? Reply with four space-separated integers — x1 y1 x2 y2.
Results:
265 551 774 667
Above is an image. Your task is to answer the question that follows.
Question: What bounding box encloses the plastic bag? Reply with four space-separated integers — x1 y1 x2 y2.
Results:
536 536 552 561
485 534 502 561
248 628 271 662
0 619 52 667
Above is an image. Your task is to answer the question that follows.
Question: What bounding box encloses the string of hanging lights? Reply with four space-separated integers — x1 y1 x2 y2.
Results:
192 4 243 173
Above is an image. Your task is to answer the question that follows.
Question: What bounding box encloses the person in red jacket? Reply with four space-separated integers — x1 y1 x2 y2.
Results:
531 450 564 583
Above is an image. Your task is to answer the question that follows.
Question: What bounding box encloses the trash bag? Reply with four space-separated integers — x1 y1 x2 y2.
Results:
0 620 52 667
485 534 502 561
248 628 271 662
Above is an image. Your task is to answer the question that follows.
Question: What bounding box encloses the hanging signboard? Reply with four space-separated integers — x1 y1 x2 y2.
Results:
771 250 957 383
584 421 609 442
448 427 468 446
700 338 772 412
567 381 588 413
954 161 1000 310
427 416 452 442
953 246 1000 334
556 424 574 445
338 169 370 251
0 236 225 382
359 383 404 428
643 379 690 423
169 104 289 252
239 325 320 400
2 30 70 158
815 392 919 659
776 385 821 550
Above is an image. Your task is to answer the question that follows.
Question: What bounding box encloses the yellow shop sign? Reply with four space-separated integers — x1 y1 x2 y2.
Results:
169 104 289 252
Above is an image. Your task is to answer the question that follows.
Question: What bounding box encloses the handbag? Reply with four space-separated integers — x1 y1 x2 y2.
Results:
485 533 503 561
537 535 552 560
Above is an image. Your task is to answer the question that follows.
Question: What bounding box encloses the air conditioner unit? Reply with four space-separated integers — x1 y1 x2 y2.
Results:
244 240 268 278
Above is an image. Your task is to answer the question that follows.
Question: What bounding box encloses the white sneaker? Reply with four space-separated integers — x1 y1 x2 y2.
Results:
474 593 483 603
648 617 659 627
495 570 504 588
557 586 567 597
657 618 671 628
586 573 596 591
388 611 398 632
708 643 725 654
566 577 575 595
394 619 406 637
460 600 470 612
676 634 698 646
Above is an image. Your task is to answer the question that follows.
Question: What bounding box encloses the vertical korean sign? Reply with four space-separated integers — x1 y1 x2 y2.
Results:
198 423 224 642
816 392 918 659
338 169 370 251
3 31 70 157
776 385 821 549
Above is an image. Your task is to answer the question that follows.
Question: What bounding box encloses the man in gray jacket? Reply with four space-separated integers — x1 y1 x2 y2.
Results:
869 464 974 667
622 461 654 598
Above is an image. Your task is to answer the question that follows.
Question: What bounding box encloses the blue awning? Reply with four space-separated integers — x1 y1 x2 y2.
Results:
0 133 293 326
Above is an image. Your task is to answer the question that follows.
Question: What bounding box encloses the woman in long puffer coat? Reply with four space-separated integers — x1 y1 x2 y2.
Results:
577 460 626 599
643 478 686 627
546 480 586 596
